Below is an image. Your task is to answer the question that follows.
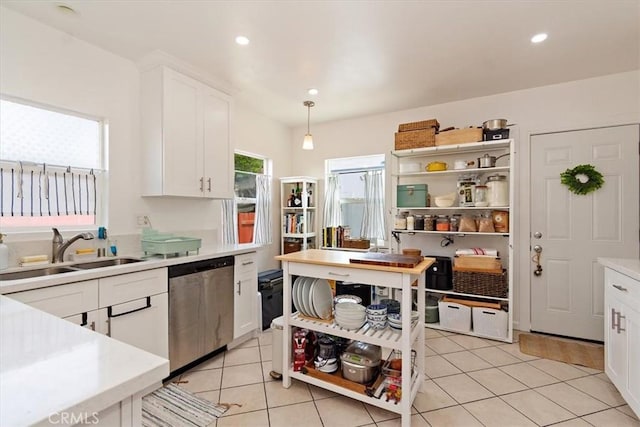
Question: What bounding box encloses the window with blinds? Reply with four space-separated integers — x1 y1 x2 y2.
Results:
0 97 106 230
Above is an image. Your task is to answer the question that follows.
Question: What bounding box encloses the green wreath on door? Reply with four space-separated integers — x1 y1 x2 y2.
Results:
560 164 604 195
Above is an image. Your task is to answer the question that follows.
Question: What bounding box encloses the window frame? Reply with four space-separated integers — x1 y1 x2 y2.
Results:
233 150 270 244
0 94 108 236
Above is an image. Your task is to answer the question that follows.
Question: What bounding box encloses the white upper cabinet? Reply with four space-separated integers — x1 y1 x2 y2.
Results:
141 66 233 198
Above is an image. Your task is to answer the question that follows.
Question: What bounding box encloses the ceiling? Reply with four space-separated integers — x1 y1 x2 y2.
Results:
2 0 639 127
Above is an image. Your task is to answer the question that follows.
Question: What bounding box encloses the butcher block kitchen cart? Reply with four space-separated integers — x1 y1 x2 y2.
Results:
275 249 433 427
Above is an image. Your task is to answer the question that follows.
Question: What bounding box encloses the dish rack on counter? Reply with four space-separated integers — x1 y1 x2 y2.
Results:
141 229 201 258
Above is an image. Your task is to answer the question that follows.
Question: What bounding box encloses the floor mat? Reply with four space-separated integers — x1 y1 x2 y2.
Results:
142 383 228 427
519 332 604 370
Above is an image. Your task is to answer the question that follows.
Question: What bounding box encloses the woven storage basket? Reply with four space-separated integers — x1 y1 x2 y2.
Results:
342 238 370 249
453 267 508 298
398 119 440 132
394 128 436 150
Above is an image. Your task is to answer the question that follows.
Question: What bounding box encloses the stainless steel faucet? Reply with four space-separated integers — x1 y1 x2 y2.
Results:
52 228 95 263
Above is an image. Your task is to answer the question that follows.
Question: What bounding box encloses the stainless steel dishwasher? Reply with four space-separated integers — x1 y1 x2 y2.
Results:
168 256 234 373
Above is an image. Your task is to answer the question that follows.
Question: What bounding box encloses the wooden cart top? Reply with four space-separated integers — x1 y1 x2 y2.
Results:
276 249 433 275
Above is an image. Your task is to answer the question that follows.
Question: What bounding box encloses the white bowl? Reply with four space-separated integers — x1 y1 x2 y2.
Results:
335 302 365 313
434 196 455 207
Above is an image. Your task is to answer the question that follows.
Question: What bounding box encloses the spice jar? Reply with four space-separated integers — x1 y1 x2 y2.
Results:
414 214 424 231
406 213 415 231
436 215 450 231
424 215 435 231
450 214 461 232
474 185 489 207
394 212 407 230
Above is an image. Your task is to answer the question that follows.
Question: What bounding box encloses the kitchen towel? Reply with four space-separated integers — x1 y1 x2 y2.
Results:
455 248 499 257
142 383 227 427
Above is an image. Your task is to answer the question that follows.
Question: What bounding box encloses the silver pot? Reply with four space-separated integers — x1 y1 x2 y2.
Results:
477 153 510 168
483 119 508 130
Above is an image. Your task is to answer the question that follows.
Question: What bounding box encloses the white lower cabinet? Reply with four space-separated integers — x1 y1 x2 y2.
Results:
105 293 169 358
234 253 258 338
7 268 169 359
604 268 640 417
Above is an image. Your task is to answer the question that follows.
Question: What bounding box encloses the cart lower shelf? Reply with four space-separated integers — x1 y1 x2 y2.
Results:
290 368 423 414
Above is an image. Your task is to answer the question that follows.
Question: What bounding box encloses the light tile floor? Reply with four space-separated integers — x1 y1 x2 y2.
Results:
172 329 639 426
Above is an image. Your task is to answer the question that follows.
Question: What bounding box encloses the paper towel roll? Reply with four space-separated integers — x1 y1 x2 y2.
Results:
455 248 499 257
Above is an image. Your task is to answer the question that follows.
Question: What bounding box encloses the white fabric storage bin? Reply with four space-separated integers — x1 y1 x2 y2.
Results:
472 307 508 340
438 301 471 332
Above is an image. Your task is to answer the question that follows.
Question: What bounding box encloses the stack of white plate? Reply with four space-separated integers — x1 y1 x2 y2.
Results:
292 276 333 320
334 302 366 330
387 311 420 330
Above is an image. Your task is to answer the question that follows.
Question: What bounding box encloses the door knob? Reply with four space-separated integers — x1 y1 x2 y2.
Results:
533 245 542 253
533 231 542 239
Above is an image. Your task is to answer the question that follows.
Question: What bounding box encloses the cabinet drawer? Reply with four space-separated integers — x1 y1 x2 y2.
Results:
606 269 640 306
288 263 404 288
235 252 258 276
100 268 168 307
8 280 99 318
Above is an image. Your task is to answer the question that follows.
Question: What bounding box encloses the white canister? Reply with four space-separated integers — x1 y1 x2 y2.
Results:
486 175 509 207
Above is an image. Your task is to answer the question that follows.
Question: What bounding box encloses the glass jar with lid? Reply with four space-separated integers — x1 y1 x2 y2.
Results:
450 214 461 232
414 214 424 231
406 213 415 231
435 215 450 231
424 215 435 231
394 212 407 230
486 174 509 207
474 185 489 207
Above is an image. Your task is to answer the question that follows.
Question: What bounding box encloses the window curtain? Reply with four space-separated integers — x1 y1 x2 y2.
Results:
361 170 386 241
323 173 341 227
252 174 272 244
222 199 238 244
0 162 102 218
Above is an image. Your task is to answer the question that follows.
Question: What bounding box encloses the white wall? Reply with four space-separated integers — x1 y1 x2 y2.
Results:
0 7 291 270
290 70 640 330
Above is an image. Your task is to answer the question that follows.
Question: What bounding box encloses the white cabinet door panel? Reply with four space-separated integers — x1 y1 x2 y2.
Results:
107 293 168 358
9 280 99 318
202 86 232 199
99 268 167 307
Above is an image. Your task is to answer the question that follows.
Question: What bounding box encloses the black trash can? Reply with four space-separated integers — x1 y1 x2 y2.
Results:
425 256 452 290
259 269 283 331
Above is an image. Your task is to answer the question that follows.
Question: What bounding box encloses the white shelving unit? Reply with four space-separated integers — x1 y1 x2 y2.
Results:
390 139 516 343
280 177 318 254
276 249 431 427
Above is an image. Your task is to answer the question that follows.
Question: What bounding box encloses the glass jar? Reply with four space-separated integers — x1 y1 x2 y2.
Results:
487 174 509 207
394 212 407 230
414 214 424 231
424 215 435 231
474 185 489 207
450 214 461 232
436 215 450 231
406 213 415 231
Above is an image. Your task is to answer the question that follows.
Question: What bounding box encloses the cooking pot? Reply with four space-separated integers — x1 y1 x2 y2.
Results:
426 161 447 172
477 153 509 168
483 119 508 130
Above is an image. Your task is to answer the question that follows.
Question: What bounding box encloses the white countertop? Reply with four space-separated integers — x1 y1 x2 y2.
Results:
0 295 169 426
598 257 640 282
0 243 261 294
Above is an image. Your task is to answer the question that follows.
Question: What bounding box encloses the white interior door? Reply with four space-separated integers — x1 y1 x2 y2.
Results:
530 125 639 341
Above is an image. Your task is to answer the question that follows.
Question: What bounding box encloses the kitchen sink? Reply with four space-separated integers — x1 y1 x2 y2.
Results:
0 266 79 281
71 257 145 269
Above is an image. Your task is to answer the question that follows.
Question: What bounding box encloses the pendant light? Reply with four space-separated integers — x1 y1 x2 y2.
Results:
302 100 315 150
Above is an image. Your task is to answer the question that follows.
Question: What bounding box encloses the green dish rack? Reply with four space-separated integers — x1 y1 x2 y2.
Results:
141 230 202 258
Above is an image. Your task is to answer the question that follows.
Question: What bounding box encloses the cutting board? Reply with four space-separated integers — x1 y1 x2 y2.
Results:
349 253 424 268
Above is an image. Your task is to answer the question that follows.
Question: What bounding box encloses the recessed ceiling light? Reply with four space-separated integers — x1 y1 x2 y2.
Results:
235 36 250 46
531 33 548 44
308 88 319 96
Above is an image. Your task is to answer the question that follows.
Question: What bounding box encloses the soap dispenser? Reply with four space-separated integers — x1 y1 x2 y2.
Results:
0 233 8 271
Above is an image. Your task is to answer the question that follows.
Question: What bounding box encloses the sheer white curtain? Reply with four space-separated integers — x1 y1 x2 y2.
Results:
361 170 386 241
323 173 341 227
222 199 238 244
252 174 272 244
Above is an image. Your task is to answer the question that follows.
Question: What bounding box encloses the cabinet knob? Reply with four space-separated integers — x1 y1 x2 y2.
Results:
200 177 204 192
237 280 242 295
207 178 212 192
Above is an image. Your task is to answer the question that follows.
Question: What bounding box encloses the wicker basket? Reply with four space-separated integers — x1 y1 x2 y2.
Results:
394 128 436 150
398 119 440 132
452 267 508 298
